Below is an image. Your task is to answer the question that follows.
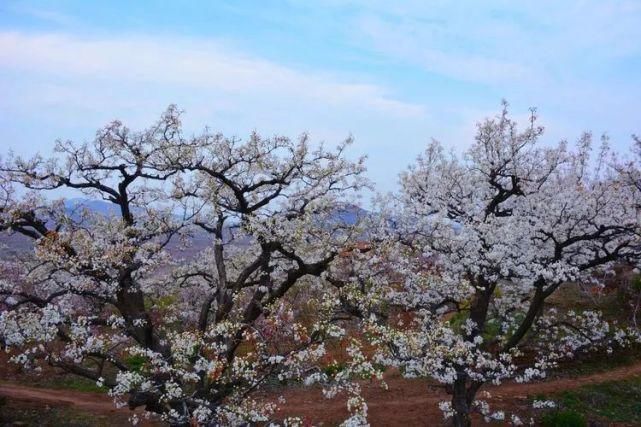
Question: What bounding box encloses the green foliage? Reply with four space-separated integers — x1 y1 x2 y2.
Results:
447 310 467 333
155 294 176 309
125 354 147 372
322 361 346 377
37 376 105 393
541 409 586 427
532 393 548 401
144 294 177 311
372 362 387 374
482 318 502 343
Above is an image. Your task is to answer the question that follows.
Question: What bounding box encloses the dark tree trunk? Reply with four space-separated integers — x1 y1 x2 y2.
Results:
451 375 472 427
449 280 494 427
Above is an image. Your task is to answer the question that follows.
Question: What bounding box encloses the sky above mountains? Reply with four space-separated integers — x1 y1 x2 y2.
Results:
1 1 640 192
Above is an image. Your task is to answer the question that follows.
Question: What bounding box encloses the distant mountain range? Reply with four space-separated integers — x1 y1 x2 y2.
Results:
63 198 368 224
64 198 122 217
1 199 370 258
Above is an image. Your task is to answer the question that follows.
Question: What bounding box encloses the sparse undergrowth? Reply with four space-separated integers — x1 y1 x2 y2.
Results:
559 377 641 424
0 397 127 427
549 345 641 378
534 376 641 425
541 409 586 427
32 376 106 394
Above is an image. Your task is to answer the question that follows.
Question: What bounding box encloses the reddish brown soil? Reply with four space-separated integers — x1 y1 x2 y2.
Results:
0 383 120 414
2 362 641 426
274 361 641 426
0 383 159 426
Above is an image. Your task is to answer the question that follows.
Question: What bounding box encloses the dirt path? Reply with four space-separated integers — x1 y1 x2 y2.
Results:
0 383 159 426
486 360 641 400
2 361 641 426
0 383 118 413
277 361 641 426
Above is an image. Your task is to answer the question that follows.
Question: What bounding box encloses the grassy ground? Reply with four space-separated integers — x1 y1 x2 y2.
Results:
550 345 641 378
31 376 105 393
558 377 641 424
0 396 129 427
533 376 641 426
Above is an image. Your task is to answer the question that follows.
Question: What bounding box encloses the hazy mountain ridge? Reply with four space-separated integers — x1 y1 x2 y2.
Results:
1 199 369 257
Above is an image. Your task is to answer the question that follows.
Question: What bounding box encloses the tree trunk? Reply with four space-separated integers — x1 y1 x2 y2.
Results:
451 375 472 427
448 279 493 426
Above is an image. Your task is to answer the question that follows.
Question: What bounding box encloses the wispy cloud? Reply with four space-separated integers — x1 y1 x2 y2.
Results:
5 4 78 27
345 1 641 88
0 31 425 118
0 2 639 192
355 15 537 86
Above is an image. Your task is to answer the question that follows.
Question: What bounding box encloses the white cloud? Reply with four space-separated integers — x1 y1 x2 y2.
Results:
0 31 425 118
0 31 437 194
355 15 537 86
346 0 641 88
1 1 640 193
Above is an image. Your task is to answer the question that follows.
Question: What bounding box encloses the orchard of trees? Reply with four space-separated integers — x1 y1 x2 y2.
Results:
1 104 640 426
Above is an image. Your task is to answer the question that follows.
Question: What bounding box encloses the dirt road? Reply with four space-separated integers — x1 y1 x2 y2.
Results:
2 361 640 426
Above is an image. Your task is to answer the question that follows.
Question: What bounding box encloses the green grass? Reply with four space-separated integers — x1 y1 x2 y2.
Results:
552 376 641 424
34 375 105 393
541 409 586 427
551 346 641 378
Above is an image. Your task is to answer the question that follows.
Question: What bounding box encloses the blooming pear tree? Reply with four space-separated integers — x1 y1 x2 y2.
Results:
620 135 641 199
367 104 641 426
0 106 373 426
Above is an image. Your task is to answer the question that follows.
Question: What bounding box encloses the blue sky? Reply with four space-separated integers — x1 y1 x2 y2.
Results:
1 0 640 192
